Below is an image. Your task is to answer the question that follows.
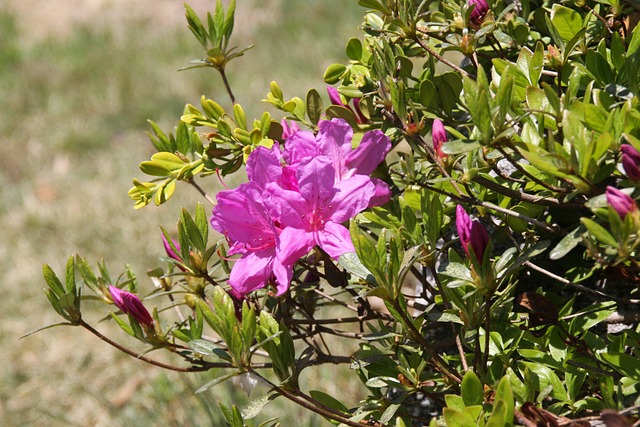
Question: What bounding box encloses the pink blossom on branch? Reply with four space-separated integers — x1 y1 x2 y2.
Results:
432 119 448 160
606 186 638 219
455 205 489 262
211 118 391 297
210 182 294 296
108 286 154 326
265 156 376 263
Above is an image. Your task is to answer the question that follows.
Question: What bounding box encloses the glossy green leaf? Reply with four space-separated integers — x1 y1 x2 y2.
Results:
461 370 483 407
550 4 583 45
346 37 363 61
305 88 322 126
323 63 347 84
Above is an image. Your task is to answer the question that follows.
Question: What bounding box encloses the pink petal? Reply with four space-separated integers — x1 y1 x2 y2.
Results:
211 183 276 248
329 175 376 223
296 156 337 206
284 130 318 166
317 119 354 180
276 227 315 266
228 250 275 296
264 183 308 229
317 222 355 259
247 146 282 187
345 129 391 176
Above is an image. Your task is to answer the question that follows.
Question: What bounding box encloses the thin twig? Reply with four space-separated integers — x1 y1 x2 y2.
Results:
188 178 216 206
254 372 389 427
414 35 470 77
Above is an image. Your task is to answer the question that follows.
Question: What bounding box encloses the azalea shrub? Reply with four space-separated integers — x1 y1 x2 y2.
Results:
39 0 640 426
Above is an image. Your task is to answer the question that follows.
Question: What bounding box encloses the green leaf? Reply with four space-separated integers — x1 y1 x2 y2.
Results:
43 264 65 296
550 4 583 45
306 88 323 126
443 407 477 427
494 376 514 427
464 68 492 144
326 105 359 128
601 353 640 381
110 312 135 337
381 403 401 424
580 218 618 247
441 139 481 155
338 252 376 283
519 361 568 401
486 399 508 427
324 63 347 84
346 37 363 61
549 226 585 260
196 372 239 394
242 393 278 419
461 370 483 407
309 390 350 415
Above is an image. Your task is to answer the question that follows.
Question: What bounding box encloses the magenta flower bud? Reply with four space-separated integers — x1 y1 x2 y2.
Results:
432 119 447 159
162 233 181 262
456 205 489 261
621 144 640 182
468 0 489 24
606 186 638 219
109 286 154 326
281 119 300 140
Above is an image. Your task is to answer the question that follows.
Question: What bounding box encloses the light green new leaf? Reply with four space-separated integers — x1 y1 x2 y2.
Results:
461 370 484 407
550 4 583 45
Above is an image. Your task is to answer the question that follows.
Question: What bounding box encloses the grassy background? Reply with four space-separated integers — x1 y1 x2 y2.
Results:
0 1 365 425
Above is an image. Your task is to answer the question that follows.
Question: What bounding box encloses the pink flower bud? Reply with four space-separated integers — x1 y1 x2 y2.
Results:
109 286 154 326
621 144 640 182
432 119 447 159
162 233 181 262
468 0 489 24
456 205 489 261
606 186 637 219
162 233 187 272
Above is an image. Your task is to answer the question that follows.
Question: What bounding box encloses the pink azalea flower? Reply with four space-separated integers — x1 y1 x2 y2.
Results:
432 119 448 160
606 186 638 219
456 205 489 261
210 182 294 296
285 118 391 206
266 156 376 263
108 286 153 326
621 144 640 182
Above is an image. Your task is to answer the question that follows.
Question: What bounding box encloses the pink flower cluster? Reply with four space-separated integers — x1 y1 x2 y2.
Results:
211 119 391 297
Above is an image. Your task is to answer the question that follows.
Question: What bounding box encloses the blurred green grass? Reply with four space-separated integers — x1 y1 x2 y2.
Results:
0 1 364 425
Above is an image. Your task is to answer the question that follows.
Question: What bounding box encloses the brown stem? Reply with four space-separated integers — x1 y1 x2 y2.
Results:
80 320 208 372
523 261 640 304
218 67 236 105
414 35 470 77
188 178 216 206
255 373 389 427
